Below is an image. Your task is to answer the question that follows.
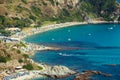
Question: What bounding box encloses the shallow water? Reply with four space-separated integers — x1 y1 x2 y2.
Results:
25 23 120 80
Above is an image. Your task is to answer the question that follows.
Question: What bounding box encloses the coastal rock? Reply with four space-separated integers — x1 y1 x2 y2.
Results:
57 0 79 7
73 70 112 80
39 65 76 78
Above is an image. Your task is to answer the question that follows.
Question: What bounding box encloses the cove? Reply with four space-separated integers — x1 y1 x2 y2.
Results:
25 23 120 80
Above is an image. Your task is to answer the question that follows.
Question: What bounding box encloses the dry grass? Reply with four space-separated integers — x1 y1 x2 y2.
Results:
0 41 23 61
0 6 7 15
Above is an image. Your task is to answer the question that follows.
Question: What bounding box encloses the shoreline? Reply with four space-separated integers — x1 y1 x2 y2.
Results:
11 21 119 40
9 21 119 80
11 21 120 55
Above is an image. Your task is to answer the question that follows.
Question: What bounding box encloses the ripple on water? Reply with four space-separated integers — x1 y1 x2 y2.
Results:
25 24 120 80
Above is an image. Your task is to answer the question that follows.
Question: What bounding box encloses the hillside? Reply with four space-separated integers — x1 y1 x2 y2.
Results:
0 0 120 79
0 0 120 35
0 40 43 71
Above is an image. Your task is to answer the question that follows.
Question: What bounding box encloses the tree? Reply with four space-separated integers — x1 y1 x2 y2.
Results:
18 59 23 63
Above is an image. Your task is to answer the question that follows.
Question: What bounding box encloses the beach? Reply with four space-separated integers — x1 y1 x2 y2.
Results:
7 21 119 80
11 21 119 40
10 21 119 53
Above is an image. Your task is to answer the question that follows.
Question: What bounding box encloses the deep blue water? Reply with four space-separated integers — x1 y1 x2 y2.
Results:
118 0 120 3
25 23 120 80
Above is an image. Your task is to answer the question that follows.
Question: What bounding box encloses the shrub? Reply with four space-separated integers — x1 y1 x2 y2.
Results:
16 49 21 54
31 6 41 17
0 15 5 24
0 30 11 36
21 0 27 4
49 0 54 5
56 2 59 6
23 54 29 58
29 15 36 21
20 41 26 47
18 59 23 63
62 8 70 16
67 4 73 9
42 1 47 5
0 56 7 63
23 63 34 70
16 5 23 13
0 55 11 63
38 66 43 70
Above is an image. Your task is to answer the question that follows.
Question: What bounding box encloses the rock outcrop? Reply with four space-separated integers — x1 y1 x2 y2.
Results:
74 70 112 80
39 65 76 78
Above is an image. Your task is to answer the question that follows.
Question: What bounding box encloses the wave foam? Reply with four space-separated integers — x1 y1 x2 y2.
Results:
58 53 73 57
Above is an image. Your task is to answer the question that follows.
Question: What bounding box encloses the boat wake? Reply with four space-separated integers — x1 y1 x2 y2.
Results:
58 53 73 57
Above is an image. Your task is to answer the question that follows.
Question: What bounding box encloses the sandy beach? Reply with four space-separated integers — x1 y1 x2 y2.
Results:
8 21 119 80
11 21 119 40
11 21 119 53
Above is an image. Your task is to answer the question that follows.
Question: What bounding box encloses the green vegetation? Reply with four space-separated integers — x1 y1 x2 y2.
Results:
29 15 36 21
23 54 29 58
31 6 41 17
0 28 11 36
21 0 27 4
0 0 119 36
16 49 21 54
62 8 70 16
20 41 27 48
38 66 43 70
49 0 54 5
0 15 31 34
0 55 11 63
16 5 23 13
42 1 47 5
0 56 7 63
23 63 34 70
18 59 23 63
83 0 117 20
0 41 25 63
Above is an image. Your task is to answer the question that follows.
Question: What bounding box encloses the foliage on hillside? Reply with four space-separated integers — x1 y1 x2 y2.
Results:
0 40 43 70
0 40 23 63
0 0 119 35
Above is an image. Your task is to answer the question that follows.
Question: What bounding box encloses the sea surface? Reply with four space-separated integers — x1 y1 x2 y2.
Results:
25 23 120 80
118 0 120 3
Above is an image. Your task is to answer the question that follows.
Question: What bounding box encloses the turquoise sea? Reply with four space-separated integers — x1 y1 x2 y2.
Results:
25 23 120 80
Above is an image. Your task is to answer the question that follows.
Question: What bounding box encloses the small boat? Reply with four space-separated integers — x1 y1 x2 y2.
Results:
108 27 113 30
88 33 92 36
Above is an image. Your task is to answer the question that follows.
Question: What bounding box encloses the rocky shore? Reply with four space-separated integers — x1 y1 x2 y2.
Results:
74 70 112 80
2 59 76 80
39 65 76 78
6 21 119 80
